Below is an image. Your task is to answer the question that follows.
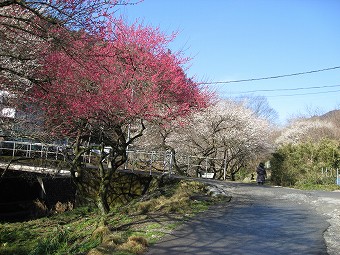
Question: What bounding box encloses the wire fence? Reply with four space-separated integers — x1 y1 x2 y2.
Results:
320 167 338 177
320 167 340 186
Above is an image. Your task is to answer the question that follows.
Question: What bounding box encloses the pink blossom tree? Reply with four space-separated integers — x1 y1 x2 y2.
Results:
0 0 138 137
25 20 210 214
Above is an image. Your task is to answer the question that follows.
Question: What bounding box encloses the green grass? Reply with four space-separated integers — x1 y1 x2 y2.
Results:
0 206 101 255
293 183 340 191
0 180 222 255
291 176 340 191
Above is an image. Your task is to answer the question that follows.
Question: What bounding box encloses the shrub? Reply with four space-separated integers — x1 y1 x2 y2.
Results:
271 139 340 187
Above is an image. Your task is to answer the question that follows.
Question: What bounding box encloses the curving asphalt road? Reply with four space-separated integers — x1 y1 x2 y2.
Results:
146 181 340 255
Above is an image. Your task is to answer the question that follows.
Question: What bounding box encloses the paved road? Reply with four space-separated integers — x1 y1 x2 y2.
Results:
146 182 340 255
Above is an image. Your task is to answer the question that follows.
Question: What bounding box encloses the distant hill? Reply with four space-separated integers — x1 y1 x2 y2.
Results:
318 109 340 128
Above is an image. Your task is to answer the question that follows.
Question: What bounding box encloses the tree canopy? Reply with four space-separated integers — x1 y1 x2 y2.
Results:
1 1 211 215
0 0 138 93
27 20 210 140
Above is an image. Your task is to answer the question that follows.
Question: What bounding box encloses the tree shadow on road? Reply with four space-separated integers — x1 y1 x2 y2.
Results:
146 193 329 255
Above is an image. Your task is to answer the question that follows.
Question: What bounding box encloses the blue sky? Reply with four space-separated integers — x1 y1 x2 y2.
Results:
118 0 340 124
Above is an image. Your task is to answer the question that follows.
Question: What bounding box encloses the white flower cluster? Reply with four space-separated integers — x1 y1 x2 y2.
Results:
0 5 43 92
275 119 336 145
135 99 274 175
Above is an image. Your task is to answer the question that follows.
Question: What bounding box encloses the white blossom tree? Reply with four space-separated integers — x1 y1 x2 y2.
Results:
275 118 338 145
136 100 274 180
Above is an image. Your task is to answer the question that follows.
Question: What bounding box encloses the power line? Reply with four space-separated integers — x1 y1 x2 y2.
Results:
229 89 340 98
228 84 340 94
199 66 340 85
266 89 340 98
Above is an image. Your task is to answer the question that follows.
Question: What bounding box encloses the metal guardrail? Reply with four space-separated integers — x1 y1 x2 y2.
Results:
0 141 175 176
0 141 66 160
0 141 227 179
176 155 227 179
124 150 174 174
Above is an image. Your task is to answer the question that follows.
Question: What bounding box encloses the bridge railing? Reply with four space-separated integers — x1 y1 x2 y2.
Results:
0 140 66 161
175 155 227 179
82 148 174 174
124 150 174 174
0 141 175 175
0 141 227 179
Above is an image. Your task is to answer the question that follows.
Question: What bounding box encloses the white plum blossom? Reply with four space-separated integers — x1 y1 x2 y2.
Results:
275 119 337 145
136 99 274 179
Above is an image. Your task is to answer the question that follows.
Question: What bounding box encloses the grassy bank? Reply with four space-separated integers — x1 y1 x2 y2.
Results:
0 180 229 255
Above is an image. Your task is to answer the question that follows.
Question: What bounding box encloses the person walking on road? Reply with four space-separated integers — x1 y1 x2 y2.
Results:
256 162 267 185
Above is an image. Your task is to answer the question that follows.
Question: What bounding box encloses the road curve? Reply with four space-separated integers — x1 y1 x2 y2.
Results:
146 182 340 255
